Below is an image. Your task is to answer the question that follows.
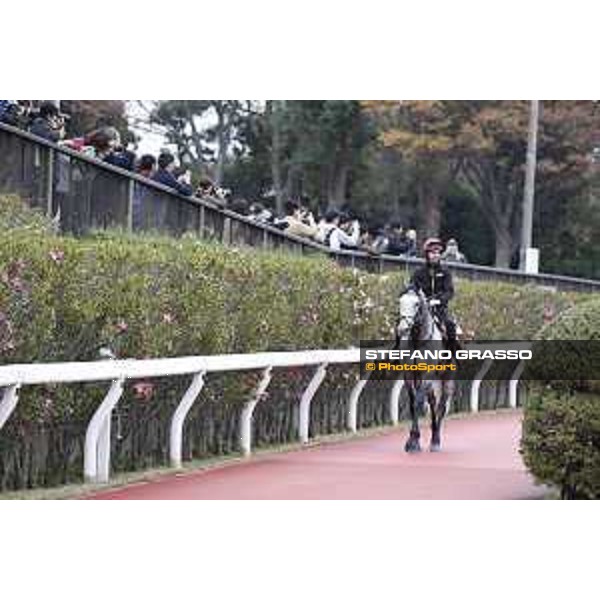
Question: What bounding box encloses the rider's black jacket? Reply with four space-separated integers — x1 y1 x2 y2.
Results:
410 262 454 307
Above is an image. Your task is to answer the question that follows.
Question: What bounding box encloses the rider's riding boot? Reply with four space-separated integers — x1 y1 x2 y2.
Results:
445 319 459 354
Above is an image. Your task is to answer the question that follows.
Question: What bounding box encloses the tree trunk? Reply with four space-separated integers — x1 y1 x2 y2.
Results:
328 164 349 208
269 101 285 215
419 183 441 237
214 108 227 186
494 227 513 268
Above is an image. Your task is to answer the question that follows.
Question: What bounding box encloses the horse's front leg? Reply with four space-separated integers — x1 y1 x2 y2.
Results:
404 383 422 453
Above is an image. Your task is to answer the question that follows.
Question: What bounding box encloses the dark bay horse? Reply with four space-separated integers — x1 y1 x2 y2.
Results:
395 287 456 453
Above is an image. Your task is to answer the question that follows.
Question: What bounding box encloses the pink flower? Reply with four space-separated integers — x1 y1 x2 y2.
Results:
49 249 65 264
11 277 25 293
1 260 27 293
543 305 556 324
0 339 15 353
162 312 175 324
115 320 128 334
133 381 154 401
6 259 26 280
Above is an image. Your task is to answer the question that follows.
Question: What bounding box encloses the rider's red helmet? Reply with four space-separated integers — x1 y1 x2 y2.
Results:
422 237 444 255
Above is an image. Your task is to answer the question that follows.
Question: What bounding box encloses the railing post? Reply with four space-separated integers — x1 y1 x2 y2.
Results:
97 411 113 483
347 374 370 433
470 359 493 413
84 378 125 483
298 363 327 444
0 384 20 431
223 216 231 244
127 179 135 232
508 360 526 409
389 379 404 425
239 367 272 456
199 205 205 239
46 148 55 218
170 371 206 468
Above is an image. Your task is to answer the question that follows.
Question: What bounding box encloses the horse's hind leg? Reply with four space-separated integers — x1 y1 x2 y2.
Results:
427 384 442 452
430 379 454 452
404 385 422 453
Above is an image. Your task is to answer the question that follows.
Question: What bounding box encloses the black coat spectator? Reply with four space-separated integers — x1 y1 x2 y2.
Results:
0 101 33 129
105 150 136 171
152 152 193 196
136 154 157 179
29 101 66 143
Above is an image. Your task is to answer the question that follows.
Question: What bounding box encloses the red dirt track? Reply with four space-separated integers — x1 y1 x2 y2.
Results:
86 410 544 500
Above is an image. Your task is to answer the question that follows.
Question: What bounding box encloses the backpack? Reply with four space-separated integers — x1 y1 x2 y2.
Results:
324 227 335 246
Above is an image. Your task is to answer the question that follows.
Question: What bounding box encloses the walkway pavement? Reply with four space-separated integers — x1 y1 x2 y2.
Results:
87 410 544 500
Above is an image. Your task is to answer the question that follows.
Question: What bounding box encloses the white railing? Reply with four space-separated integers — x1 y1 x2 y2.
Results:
0 348 527 484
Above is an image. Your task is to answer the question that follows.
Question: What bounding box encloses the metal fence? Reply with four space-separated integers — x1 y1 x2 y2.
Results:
0 347 526 485
1 121 599 292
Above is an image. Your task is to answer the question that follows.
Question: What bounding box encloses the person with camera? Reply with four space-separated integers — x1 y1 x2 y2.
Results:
247 202 274 225
196 178 228 208
441 238 467 263
280 200 319 240
317 209 361 251
152 152 194 197
196 178 217 199
28 101 66 143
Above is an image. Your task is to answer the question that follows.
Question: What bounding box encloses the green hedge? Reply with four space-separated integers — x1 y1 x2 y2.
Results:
521 297 600 498
522 390 600 498
0 195 589 490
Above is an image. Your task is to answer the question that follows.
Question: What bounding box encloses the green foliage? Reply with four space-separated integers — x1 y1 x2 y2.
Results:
150 100 251 182
61 101 130 141
362 101 599 272
521 296 600 498
521 390 600 499
534 296 600 394
0 212 584 421
538 295 600 341
253 101 372 209
0 194 57 235
452 281 580 340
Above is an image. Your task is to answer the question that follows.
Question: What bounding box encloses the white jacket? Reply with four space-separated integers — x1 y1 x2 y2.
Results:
318 220 360 251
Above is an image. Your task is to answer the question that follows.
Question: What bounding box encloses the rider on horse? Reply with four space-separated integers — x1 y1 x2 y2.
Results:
409 237 458 352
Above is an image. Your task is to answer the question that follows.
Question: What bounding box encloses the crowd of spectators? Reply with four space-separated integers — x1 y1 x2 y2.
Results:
234 197 423 257
0 99 229 208
1 100 467 261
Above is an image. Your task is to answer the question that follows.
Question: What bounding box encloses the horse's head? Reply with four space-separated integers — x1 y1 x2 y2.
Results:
396 286 426 340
